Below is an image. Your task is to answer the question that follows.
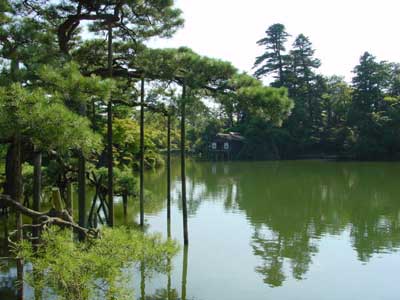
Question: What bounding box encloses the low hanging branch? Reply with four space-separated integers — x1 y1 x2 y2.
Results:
0 194 99 240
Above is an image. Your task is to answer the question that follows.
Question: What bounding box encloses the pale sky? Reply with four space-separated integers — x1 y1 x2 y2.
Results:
150 0 400 82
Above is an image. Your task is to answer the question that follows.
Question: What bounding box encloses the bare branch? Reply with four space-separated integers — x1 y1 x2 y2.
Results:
0 194 98 239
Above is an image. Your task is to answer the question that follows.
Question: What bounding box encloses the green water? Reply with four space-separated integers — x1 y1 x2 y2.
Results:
137 160 400 300
1 160 400 299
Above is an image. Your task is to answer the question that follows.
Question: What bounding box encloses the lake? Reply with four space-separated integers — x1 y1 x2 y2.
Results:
138 160 400 300
2 160 400 299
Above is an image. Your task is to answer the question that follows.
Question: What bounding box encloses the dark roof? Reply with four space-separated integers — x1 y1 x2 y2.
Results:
215 132 245 142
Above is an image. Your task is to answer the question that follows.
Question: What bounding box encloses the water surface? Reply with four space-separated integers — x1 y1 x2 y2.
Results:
1 160 400 299
137 160 400 300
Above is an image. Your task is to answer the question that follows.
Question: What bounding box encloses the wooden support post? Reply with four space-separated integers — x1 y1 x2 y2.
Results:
14 137 23 300
92 100 97 130
139 77 145 227
32 151 42 239
66 182 73 219
51 188 64 212
107 99 114 227
167 217 171 240
123 192 128 218
107 22 114 227
167 113 171 235
78 92 87 234
181 83 189 245
78 153 86 232
2 213 8 249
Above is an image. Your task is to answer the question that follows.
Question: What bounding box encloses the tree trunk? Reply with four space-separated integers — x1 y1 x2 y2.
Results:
107 23 114 227
4 138 22 201
122 192 128 218
139 77 145 227
78 153 86 234
66 182 74 218
181 84 189 245
78 91 87 236
167 113 171 231
32 151 42 240
5 137 23 299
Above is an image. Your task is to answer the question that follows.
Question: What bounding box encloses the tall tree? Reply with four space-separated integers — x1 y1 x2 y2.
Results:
349 52 392 159
253 23 290 86
350 52 389 117
290 35 320 82
282 34 323 153
290 34 321 121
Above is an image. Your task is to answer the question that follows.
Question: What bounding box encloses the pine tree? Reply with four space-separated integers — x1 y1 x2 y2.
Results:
286 34 322 147
349 52 392 159
253 23 290 86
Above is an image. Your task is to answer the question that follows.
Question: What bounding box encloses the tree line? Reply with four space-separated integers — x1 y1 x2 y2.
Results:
208 23 400 160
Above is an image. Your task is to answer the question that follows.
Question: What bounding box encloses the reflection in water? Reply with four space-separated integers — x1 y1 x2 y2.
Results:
16 259 23 300
167 256 172 300
181 246 188 300
2 160 400 298
145 160 400 288
140 262 145 300
0 260 18 300
0 221 19 300
252 225 318 286
140 246 189 300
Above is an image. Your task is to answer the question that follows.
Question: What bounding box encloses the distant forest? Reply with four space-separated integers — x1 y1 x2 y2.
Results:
198 23 400 160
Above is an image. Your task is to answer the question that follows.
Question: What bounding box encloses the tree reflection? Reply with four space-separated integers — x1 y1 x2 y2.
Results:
140 245 190 300
2 160 400 294
0 260 19 300
112 160 400 289
158 160 400 287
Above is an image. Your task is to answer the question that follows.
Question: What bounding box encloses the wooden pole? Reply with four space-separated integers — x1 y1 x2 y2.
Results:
66 182 73 219
51 188 64 212
32 151 41 240
139 77 145 227
181 84 189 245
167 113 171 236
122 192 128 218
78 152 86 232
14 137 23 300
78 100 87 234
107 22 114 227
32 152 41 212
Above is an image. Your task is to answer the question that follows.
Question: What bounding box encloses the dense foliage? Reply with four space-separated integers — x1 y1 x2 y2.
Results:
16 227 178 300
251 23 400 160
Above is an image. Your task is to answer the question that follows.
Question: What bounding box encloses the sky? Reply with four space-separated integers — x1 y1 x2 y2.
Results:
150 0 400 83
